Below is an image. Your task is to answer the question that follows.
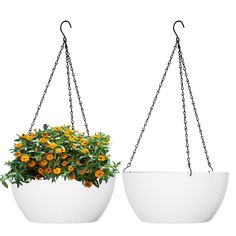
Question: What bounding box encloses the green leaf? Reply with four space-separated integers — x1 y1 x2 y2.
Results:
2 181 8 188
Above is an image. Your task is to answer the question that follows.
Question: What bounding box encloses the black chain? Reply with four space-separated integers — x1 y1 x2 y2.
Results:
178 44 213 172
28 42 65 133
65 43 90 135
123 43 178 172
65 41 75 130
177 41 192 176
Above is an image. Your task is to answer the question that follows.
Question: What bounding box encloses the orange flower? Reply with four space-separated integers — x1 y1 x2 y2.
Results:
79 169 84 175
28 160 36 168
95 169 104 178
39 160 48 167
14 151 22 157
85 169 90 174
39 137 47 143
44 167 52 174
61 154 68 159
76 161 81 166
98 155 106 162
80 148 89 154
20 155 30 163
25 135 34 141
53 167 61 175
83 181 93 188
68 173 76 180
61 161 67 167
68 166 74 172
55 148 63 154
14 142 23 148
38 168 44 175
35 175 42 180
46 153 54 161
21 134 27 139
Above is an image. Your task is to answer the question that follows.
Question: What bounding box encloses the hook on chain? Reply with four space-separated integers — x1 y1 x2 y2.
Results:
60 20 72 42
173 20 185 42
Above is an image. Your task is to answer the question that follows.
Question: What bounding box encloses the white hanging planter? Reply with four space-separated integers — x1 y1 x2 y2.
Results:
123 172 228 223
12 178 115 223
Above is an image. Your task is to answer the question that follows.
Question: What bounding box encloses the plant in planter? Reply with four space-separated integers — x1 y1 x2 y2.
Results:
1 124 120 188
0 20 120 223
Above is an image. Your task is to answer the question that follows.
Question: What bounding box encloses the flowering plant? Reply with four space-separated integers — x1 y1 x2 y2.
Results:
0 124 120 188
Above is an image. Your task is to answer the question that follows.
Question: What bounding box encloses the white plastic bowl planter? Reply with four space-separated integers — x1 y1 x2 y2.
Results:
123 21 229 223
123 172 228 223
12 178 115 223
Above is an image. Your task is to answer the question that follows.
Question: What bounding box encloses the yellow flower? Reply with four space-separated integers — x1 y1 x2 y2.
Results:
80 139 88 146
38 168 44 175
98 155 106 162
39 137 47 143
61 154 68 159
94 134 100 139
61 161 67 167
20 155 30 163
64 130 71 136
25 135 34 141
95 169 104 178
39 160 48 167
46 153 54 161
55 148 63 154
21 134 27 139
48 142 57 149
103 141 109 145
83 181 93 188
14 142 23 148
44 167 52 174
68 166 74 172
53 126 61 131
61 146 66 152
80 148 89 154
53 167 61 175
68 136 76 142
14 151 22 157
28 161 36 168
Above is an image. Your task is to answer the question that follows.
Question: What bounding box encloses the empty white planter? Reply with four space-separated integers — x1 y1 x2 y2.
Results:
123 172 229 223
12 178 115 223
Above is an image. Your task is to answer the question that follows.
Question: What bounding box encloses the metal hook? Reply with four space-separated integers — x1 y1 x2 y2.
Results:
60 20 72 41
173 20 185 42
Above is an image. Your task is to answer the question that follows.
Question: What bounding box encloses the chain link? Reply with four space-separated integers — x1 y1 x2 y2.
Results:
65 41 75 130
178 44 213 172
28 42 65 133
123 42 178 172
177 41 192 176
65 43 90 135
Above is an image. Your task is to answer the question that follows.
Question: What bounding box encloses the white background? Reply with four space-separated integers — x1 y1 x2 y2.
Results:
0 0 235 235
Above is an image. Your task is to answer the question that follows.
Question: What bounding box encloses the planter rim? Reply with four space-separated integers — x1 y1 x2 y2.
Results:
123 171 229 175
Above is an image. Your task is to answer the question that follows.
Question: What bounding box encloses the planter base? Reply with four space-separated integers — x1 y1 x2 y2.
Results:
12 178 115 223
123 172 229 223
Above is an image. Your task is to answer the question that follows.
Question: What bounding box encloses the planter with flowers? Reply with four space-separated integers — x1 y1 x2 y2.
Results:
0 21 120 223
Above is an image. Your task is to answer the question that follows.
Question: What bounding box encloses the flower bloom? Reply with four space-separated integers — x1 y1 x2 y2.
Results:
53 126 62 131
53 167 61 175
14 142 23 148
44 168 52 174
61 154 67 159
39 160 48 167
76 161 81 165
38 168 44 175
14 151 22 157
98 155 106 162
68 166 74 172
83 181 93 188
61 161 67 167
25 135 34 141
20 155 30 163
94 134 100 139
48 142 57 149
79 169 84 175
28 161 36 168
80 139 88 146
95 169 104 178
80 148 89 154
55 148 63 154
39 137 47 143
68 136 76 142
46 153 54 161
68 173 76 180
85 169 90 174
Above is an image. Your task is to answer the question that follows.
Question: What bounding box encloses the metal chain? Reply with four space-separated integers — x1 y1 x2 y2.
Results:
178 44 214 172
65 43 90 135
177 41 192 176
123 42 178 172
28 42 65 133
65 41 75 130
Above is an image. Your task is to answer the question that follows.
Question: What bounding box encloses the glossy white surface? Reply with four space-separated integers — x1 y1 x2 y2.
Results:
12 178 115 223
123 172 229 223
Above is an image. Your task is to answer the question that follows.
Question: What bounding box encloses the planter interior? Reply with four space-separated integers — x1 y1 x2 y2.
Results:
12 177 115 223
123 171 229 223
